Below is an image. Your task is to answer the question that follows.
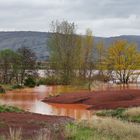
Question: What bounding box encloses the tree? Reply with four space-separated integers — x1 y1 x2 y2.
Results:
48 20 83 84
106 40 140 84
80 29 94 79
0 49 19 84
80 29 95 90
95 41 108 81
96 41 106 73
17 46 37 84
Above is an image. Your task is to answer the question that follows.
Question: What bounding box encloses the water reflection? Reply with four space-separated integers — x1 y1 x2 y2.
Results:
1 84 139 120
0 85 93 120
95 83 140 91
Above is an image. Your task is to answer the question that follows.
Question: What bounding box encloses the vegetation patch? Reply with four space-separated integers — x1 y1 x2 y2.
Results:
0 121 6 128
96 107 140 123
65 123 95 140
0 105 24 113
0 115 139 140
0 84 24 92
11 85 23 89
0 86 5 94
96 108 125 118
37 76 62 86
91 117 140 140
24 77 36 87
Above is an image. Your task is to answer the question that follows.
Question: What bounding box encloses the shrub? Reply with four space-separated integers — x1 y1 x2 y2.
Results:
96 108 140 123
96 108 125 118
0 105 24 113
36 78 48 85
45 76 62 85
24 77 36 87
0 86 5 94
11 85 23 89
37 76 65 86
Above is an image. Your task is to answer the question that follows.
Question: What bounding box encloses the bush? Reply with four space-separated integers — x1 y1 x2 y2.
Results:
24 77 36 87
96 108 140 123
0 105 24 113
0 86 6 94
45 76 64 85
96 108 125 118
37 76 65 86
36 78 47 85
11 85 23 89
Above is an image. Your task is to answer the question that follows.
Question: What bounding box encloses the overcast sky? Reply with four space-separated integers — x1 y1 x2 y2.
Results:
0 0 140 37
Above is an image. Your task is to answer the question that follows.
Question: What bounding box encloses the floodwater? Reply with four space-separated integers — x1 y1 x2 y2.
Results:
0 84 139 120
0 85 93 120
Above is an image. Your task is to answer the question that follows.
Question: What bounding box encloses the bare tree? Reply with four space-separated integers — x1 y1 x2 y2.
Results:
17 46 37 84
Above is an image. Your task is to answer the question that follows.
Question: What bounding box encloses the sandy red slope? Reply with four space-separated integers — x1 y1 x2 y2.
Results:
43 89 140 110
0 112 73 139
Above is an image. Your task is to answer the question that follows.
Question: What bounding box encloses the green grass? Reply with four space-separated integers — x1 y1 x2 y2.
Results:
96 108 126 118
0 84 24 93
96 108 140 123
65 122 124 140
0 105 24 113
0 84 13 91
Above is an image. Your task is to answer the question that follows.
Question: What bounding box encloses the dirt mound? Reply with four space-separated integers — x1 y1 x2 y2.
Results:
43 89 140 110
0 112 73 139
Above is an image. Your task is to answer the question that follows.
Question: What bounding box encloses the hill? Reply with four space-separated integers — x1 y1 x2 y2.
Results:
0 31 140 61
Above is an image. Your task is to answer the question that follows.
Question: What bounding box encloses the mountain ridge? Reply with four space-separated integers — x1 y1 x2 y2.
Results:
0 31 140 61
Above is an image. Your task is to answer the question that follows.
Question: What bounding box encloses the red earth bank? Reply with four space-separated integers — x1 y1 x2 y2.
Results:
43 89 140 110
0 112 73 139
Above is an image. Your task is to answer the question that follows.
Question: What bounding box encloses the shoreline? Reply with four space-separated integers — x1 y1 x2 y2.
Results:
43 89 140 110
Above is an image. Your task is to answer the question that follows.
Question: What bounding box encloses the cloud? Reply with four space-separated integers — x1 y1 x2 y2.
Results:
0 0 139 36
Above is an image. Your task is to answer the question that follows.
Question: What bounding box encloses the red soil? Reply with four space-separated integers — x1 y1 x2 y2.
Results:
0 112 73 139
43 89 140 110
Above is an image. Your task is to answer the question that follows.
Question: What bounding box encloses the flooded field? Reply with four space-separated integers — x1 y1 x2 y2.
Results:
0 84 140 120
0 85 92 120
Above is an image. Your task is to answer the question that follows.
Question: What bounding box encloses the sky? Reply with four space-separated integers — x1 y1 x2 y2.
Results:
0 0 140 37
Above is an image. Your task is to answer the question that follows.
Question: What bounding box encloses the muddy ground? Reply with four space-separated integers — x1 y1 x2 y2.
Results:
43 89 140 110
0 112 73 139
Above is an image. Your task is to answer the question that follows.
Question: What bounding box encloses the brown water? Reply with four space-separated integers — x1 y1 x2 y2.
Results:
1 84 139 120
0 85 93 120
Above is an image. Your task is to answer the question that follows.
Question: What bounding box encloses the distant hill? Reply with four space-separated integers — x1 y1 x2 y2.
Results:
0 31 140 61
0 31 51 61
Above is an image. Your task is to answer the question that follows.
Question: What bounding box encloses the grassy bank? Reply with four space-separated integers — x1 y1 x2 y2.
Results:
0 117 139 140
96 107 140 123
0 105 24 113
65 117 140 140
0 105 139 140
0 84 24 92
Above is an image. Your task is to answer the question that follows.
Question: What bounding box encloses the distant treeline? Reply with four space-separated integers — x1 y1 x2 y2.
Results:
0 20 140 88
0 47 37 85
47 20 140 87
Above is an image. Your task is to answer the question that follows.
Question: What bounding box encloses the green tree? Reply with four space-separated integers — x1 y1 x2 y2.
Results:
0 49 19 84
95 41 108 81
81 29 94 79
48 20 83 84
80 29 95 90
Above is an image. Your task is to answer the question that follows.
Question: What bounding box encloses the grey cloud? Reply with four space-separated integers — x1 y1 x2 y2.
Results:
0 0 139 36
